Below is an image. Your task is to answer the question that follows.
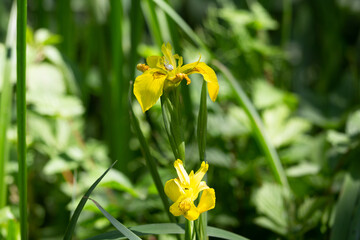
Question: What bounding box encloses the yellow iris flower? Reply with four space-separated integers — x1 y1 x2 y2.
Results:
164 159 216 221
134 43 219 112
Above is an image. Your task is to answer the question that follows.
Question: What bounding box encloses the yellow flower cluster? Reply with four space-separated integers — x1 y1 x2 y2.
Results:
134 43 219 112
164 160 216 220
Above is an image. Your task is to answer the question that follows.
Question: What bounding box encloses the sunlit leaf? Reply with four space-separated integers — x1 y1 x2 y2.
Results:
253 183 290 235
286 162 320 177
346 110 360 137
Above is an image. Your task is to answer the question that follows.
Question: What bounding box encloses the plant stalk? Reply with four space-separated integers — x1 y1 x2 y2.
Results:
128 87 176 223
161 88 185 162
17 0 28 238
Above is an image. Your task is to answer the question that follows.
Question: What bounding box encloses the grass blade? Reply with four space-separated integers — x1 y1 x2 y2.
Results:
63 161 118 240
16 0 28 238
330 174 360 240
56 0 74 60
109 0 129 172
86 223 185 240
142 0 163 48
212 60 290 189
152 0 209 54
0 2 16 209
88 198 141 240
281 0 292 48
129 0 144 81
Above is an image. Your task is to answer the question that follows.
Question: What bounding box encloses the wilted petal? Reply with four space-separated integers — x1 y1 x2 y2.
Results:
134 69 167 112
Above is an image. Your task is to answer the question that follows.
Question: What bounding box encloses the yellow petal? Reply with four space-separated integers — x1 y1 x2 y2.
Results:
184 202 200 221
191 181 209 202
164 179 184 202
146 56 162 68
180 62 219 101
134 69 167 112
161 43 176 68
178 57 200 75
191 162 208 188
177 56 183 68
197 181 209 193
197 188 216 214
169 200 183 217
174 159 190 186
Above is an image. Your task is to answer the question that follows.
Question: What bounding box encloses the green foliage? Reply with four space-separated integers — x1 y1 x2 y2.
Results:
1 0 360 239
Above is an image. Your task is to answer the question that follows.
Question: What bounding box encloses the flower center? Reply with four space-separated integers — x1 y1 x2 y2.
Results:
179 198 192 212
164 63 174 71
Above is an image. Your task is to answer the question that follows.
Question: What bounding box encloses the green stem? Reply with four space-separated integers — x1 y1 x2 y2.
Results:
152 0 211 56
109 0 128 172
56 0 74 60
128 87 176 223
185 219 193 240
0 2 16 209
212 60 290 190
129 0 144 81
197 81 207 162
196 82 208 240
198 213 207 240
17 0 28 238
160 0 195 143
281 0 292 48
143 0 163 48
161 88 185 162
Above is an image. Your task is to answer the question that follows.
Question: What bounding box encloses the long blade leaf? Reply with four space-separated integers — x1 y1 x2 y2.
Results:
212 60 289 189
63 161 117 240
86 223 249 240
330 174 360 240
152 0 208 53
207 226 249 240
88 198 141 240
16 0 28 238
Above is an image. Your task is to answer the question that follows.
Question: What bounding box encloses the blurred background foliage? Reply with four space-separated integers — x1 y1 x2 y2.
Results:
0 0 360 239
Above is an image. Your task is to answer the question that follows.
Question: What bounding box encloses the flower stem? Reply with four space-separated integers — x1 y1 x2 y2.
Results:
17 0 28 238
197 81 207 162
161 87 185 162
196 82 208 240
185 219 193 240
128 90 176 223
